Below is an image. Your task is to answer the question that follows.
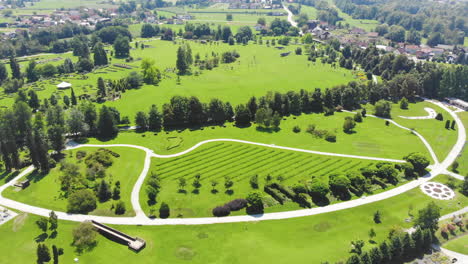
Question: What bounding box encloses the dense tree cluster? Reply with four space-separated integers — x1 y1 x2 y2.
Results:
335 0 467 46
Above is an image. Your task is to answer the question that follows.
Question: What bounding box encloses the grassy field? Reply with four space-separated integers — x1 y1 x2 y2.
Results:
139 141 393 217
364 101 458 162
443 235 468 255
0 40 356 118
2 147 146 217
88 110 429 159
452 111 468 175
324 0 379 31
0 174 465 264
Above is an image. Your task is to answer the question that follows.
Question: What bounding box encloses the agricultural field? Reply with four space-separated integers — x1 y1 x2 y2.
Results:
140 141 396 217
88 109 429 159
0 175 465 264
2 147 146 217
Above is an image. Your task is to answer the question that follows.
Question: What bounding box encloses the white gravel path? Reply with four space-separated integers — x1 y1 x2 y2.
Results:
399 107 437 120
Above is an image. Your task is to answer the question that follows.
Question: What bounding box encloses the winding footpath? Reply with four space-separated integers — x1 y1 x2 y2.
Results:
0 100 466 226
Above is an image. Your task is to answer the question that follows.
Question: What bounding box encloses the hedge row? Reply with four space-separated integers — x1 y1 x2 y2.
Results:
212 198 248 217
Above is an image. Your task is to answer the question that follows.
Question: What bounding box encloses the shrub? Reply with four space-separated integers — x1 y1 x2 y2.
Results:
354 112 362 122
246 191 264 214
159 202 170 218
249 175 259 189
72 221 97 251
306 124 316 134
114 201 126 215
435 113 443 121
292 125 301 133
67 189 97 214
292 183 308 194
225 199 248 211
399 97 408 109
374 100 392 118
296 193 311 207
325 132 336 142
212 205 231 217
76 151 87 159
264 186 285 204
309 180 329 198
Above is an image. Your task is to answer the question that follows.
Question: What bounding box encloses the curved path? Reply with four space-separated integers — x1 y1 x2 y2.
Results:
283 4 302 35
0 100 465 226
399 107 437 120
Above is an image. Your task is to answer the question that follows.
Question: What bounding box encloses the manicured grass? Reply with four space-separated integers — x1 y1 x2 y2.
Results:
0 175 465 264
140 141 389 217
443 235 468 254
88 110 429 159
452 111 468 175
364 101 458 162
2 147 146 217
104 40 356 118
0 40 356 119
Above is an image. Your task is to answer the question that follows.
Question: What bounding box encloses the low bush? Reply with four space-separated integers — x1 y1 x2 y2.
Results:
264 186 286 204
325 132 336 142
292 125 301 133
114 201 126 215
225 199 248 211
435 113 443 121
212 205 231 217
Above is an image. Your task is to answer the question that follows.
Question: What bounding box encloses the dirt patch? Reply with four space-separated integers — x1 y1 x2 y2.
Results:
175 246 196 260
313 221 333 232
12 213 28 232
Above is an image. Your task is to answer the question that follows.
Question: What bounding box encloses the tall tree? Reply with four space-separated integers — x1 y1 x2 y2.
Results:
26 60 39 83
93 42 108 66
97 77 106 98
97 106 118 139
0 62 7 84
9 56 21 79
148 104 163 131
113 35 130 58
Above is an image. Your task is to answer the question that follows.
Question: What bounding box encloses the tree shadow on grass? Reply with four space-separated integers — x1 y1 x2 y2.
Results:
1 171 19 183
225 189 234 195
255 127 280 133
192 189 200 194
35 233 48 243
178 189 187 194
26 170 47 183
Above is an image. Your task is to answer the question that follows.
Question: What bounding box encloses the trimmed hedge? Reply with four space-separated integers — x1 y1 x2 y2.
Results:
212 205 231 217
225 199 248 211
264 186 286 204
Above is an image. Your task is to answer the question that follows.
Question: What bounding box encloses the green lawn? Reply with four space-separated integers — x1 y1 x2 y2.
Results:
443 235 468 255
364 101 458 162
324 0 379 31
88 110 428 159
2 147 146 217
0 40 356 119
0 175 465 264
452 111 468 175
140 141 397 217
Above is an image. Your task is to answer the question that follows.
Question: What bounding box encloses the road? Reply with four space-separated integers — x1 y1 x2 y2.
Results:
0 100 465 226
283 4 303 35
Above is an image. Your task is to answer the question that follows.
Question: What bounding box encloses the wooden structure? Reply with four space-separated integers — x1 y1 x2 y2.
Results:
14 179 30 189
91 220 146 252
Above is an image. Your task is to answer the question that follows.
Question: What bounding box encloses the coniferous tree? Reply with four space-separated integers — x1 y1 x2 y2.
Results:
70 88 77 106
176 46 189 74
369 247 382 264
0 62 7 84
97 180 112 202
10 56 21 79
26 60 39 83
97 77 106 98
97 106 118 139
93 42 108 66
148 104 163 131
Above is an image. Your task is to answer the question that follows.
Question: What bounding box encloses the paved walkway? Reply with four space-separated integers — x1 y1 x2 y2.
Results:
283 4 302 35
0 100 465 226
399 107 437 120
443 170 465 181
